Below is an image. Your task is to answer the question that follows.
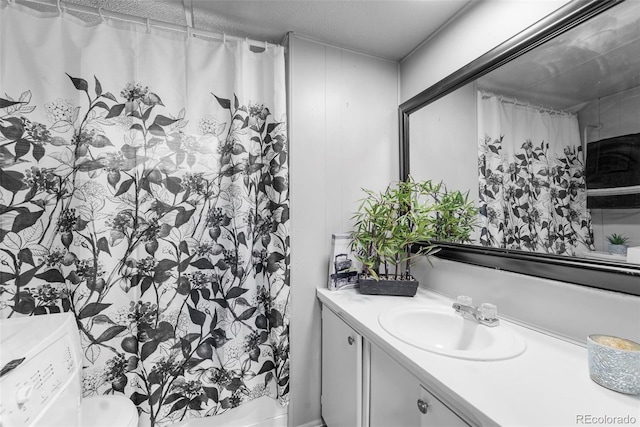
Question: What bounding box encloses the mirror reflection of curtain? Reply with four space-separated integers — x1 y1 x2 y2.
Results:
0 3 289 426
477 91 595 256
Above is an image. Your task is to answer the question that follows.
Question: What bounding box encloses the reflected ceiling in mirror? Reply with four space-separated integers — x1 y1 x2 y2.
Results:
401 0 640 295
478 0 640 112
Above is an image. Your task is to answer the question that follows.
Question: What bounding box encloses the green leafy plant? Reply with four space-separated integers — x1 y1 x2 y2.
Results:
607 233 629 245
350 176 477 281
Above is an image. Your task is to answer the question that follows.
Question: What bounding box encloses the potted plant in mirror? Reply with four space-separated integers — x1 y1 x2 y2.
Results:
607 233 629 256
350 177 477 297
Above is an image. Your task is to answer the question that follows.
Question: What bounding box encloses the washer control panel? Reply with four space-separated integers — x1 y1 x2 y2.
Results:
0 336 78 427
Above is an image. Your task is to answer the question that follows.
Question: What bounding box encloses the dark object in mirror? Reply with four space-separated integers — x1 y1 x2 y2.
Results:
400 0 640 296
586 133 640 208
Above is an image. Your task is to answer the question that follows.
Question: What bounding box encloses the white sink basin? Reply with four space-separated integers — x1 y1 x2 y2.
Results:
379 306 526 361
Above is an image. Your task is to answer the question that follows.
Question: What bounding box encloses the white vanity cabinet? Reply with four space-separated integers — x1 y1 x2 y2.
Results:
321 305 469 427
369 344 469 427
318 288 640 427
321 307 363 427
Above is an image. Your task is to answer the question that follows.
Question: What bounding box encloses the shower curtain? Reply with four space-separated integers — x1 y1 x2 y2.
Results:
477 92 594 256
0 2 289 426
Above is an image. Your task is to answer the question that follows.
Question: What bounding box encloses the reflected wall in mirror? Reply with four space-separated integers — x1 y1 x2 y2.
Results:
402 0 640 295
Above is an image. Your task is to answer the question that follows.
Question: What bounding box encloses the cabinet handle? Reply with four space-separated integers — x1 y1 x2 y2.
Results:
347 336 355 345
417 399 429 414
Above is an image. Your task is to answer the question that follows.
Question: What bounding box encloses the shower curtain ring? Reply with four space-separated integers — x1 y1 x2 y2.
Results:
264 40 268 51
97 7 105 22
223 34 226 44
56 0 63 15
146 18 151 33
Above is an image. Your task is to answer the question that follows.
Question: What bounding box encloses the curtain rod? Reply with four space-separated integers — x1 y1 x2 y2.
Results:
12 0 274 50
480 91 574 116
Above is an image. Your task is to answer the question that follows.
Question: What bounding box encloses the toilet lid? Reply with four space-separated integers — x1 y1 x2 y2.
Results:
81 395 138 427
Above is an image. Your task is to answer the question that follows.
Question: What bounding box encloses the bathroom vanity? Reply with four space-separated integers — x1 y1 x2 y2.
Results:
318 288 640 426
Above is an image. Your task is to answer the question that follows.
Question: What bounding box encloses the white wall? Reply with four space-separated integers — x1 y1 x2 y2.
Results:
401 0 570 103
288 34 398 427
409 81 477 203
400 0 640 346
412 257 640 344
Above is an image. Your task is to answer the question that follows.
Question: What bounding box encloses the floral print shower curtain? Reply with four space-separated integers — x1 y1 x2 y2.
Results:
477 92 594 256
0 3 289 426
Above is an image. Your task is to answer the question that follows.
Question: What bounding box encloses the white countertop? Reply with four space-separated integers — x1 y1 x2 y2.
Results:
317 287 640 427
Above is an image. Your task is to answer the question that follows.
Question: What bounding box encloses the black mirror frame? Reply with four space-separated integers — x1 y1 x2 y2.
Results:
400 0 640 296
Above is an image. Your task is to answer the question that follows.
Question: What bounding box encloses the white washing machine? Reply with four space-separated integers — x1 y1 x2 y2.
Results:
0 313 138 427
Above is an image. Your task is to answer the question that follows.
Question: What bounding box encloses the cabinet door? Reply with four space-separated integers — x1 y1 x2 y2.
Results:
369 345 468 427
321 307 362 427
417 385 470 427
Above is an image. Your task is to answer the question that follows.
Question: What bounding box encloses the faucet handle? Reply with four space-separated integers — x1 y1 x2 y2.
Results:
456 295 473 306
479 303 497 320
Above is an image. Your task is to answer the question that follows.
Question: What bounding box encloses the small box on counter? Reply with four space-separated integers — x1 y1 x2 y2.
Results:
626 246 640 264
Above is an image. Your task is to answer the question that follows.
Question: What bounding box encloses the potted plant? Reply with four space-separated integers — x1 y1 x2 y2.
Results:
607 233 630 256
350 177 477 296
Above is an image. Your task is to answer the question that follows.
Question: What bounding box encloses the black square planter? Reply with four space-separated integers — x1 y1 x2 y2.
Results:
359 277 419 297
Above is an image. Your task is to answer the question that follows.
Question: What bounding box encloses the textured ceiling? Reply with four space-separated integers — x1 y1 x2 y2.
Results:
187 0 472 60
17 0 472 61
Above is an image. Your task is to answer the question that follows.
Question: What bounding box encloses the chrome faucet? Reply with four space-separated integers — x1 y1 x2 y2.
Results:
452 296 499 327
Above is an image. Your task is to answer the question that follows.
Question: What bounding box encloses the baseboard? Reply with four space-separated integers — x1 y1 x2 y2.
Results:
292 418 325 427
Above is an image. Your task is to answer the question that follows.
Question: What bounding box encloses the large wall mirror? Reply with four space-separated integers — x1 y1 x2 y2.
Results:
400 0 640 296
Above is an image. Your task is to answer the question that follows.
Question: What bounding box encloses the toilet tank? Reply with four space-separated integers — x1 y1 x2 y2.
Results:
0 312 83 427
